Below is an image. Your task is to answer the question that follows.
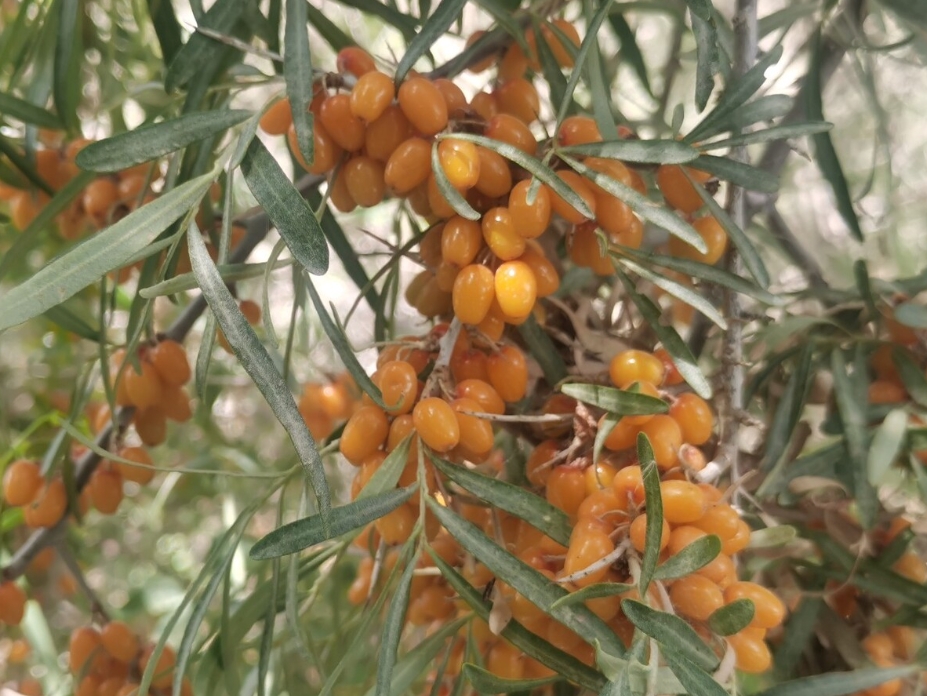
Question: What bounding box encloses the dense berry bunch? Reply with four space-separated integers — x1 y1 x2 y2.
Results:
298 371 362 440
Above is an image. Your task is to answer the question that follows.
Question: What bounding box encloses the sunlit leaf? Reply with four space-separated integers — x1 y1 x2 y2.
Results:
654 534 721 580
621 599 719 671
395 0 466 82
561 383 668 416
707 599 755 636
0 91 62 129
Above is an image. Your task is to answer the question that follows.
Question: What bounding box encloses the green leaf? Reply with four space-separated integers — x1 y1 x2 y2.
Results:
700 122 833 150
377 549 419 696
333 0 418 40
165 0 248 92
532 19 568 114
559 139 698 165
694 153 779 192
691 10 720 111
654 534 721 580
621 599 719 671
662 650 728 696
187 225 332 525
43 303 100 341
868 409 908 486
430 455 573 548
426 547 606 691
582 5 619 144
430 141 480 220
442 133 594 220
395 0 466 83
773 595 823 680
761 343 812 471
426 497 627 657
304 278 385 408
284 0 314 167
561 155 707 253
892 347 927 408
618 257 727 329
806 29 862 241
462 664 559 694
304 3 353 51
611 244 781 306
54 0 81 133
683 166 771 287
549 582 635 610
555 0 611 127
0 173 213 333
240 139 329 276
684 0 711 22
0 91 61 129
608 13 652 97
725 94 793 130
830 349 876 529
707 598 755 635
617 271 712 399
748 525 797 549
893 301 927 329
755 667 918 696
516 315 567 385
356 437 412 502
593 412 619 470
76 110 251 172
147 0 184 66
561 383 668 416
688 44 784 142
638 434 662 594
250 486 415 560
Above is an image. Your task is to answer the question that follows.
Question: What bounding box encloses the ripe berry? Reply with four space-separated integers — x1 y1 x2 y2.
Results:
727 630 772 673
349 70 395 122
89 466 124 514
670 393 714 445
375 503 416 545
722 520 752 555
101 621 139 663
892 552 927 584
288 121 342 175
337 46 376 77
509 179 551 239
668 525 707 556
259 98 293 135
485 114 536 156
413 397 460 452
149 339 191 386
139 644 176 689
629 513 670 552
526 440 559 487
482 207 524 260
474 146 512 197
660 480 707 524
564 529 614 586
691 503 740 540
339 406 389 465
441 216 483 267
83 178 119 217
494 261 537 319
577 488 622 525
697 552 736 589
377 360 418 416
486 641 525 680
124 359 163 411
384 137 432 194
456 379 505 415
464 31 497 73
558 116 601 147
134 407 167 447
452 264 495 325
656 165 713 214
670 574 724 621
486 345 528 403
3 459 44 506
364 105 413 162
319 94 366 152
343 156 386 207
548 171 596 224
438 138 481 190
451 397 495 457
640 415 683 470
24 477 68 528
529 19 580 68
498 43 529 81
546 467 586 516
609 350 665 388
433 78 468 115
520 243 559 297
584 460 617 495
668 216 728 265
0 581 27 625
495 78 540 124
398 77 448 136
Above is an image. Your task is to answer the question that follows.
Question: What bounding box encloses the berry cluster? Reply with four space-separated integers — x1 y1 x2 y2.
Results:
68 622 189 696
297 371 361 441
855 627 923 696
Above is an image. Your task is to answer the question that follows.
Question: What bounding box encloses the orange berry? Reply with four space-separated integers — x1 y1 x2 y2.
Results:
629 513 670 553
0 581 27 625
438 138 481 190
452 264 495 325
364 105 413 162
577 488 622 525
83 178 119 216
123 359 163 411
609 350 665 388
546 467 586 516
474 146 512 197
892 552 927 584
139 644 176 689
349 70 395 122
584 461 618 495
486 345 528 403
656 165 713 214
161 384 192 423
456 379 505 415
101 621 140 663
451 398 495 458
319 94 366 152
413 397 460 452
520 243 559 298
861 632 895 660
398 77 448 136
509 179 551 239
494 260 537 319
868 380 908 404
148 339 190 386
343 155 386 207
569 222 613 275
611 465 645 509
486 641 525 680
886 625 917 660
23 477 68 528
113 446 155 485
670 574 724 621
531 19 580 67
668 525 707 557
724 582 786 629
337 46 376 77
668 216 728 265
3 459 44 506
9 191 47 230
495 77 540 123
526 440 559 487
450 347 490 383
485 114 536 156
433 78 468 115
259 98 293 135
339 406 389 465
670 393 714 445
697 552 736 589
727 631 772 673
134 407 167 447
482 206 524 260
691 504 740 540
89 466 124 514
384 137 432 194
558 116 601 147
548 171 596 224
639 415 683 470
375 503 416 545
722 519 752 555
290 121 340 175
660 480 707 524
441 216 484 267
564 529 614 586
69 626 103 673
464 31 497 73
498 43 528 81
377 360 418 416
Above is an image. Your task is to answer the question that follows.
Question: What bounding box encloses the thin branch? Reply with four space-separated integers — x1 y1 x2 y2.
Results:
57 543 111 623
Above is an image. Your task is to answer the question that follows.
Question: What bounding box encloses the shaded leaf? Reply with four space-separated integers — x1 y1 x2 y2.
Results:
240 138 329 275
555 0 612 127
700 122 833 150
868 409 908 486
430 140 480 220
165 0 249 91
462 664 558 694
654 534 721 580
431 455 573 548
304 3 353 51
773 595 823 680
608 13 652 96
377 549 419 696
284 0 314 166
708 599 755 636
761 343 813 471
893 347 927 407
621 599 719 671
560 139 698 165
0 92 61 129
561 383 668 416
0 173 213 333
517 315 567 385
662 650 728 696
756 667 918 696
188 225 331 524
333 0 418 39
54 0 82 132
638 433 662 594
250 486 415 560
694 153 779 192
147 0 184 66
618 257 727 329
691 10 719 111
77 110 251 172
395 0 466 83
549 582 635 610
